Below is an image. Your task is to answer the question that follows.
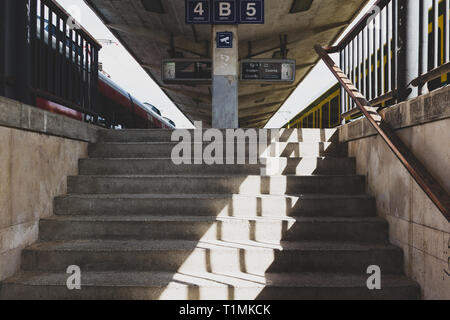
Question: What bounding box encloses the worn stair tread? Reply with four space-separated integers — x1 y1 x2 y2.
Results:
57 193 374 200
90 141 335 145
43 215 385 224
3 271 418 289
25 239 401 252
70 174 363 178
80 156 353 160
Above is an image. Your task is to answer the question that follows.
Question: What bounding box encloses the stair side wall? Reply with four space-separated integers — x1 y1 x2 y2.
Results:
0 97 100 281
339 85 450 300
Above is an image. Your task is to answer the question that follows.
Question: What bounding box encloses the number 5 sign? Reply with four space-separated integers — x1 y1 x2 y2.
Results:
240 0 264 24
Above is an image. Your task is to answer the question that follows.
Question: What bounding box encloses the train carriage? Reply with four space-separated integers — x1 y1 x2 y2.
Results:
33 14 175 129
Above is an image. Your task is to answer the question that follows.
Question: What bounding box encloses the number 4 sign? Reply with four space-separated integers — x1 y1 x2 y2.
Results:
186 0 211 24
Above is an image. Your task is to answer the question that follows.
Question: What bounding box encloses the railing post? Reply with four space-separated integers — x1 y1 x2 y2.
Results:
3 0 33 105
0 0 6 97
397 0 420 101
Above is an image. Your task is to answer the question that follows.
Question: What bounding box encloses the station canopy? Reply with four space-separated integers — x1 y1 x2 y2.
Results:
84 0 367 128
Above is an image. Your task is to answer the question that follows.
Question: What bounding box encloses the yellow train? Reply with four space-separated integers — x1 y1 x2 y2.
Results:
285 1 449 129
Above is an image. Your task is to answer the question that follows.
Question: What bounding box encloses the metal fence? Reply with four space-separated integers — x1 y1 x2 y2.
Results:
0 0 101 116
414 0 450 92
332 0 450 121
0 1 8 98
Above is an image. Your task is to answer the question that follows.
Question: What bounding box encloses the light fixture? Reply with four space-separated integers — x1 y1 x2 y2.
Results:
141 0 165 14
290 0 314 13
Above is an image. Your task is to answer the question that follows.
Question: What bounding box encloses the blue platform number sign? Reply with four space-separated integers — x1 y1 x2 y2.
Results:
216 32 233 48
239 0 264 24
186 0 211 24
213 0 237 24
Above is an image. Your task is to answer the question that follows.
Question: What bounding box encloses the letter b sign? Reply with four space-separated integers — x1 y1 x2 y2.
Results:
213 0 237 24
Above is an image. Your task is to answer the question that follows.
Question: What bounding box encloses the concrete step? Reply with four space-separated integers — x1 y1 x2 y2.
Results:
67 175 366 195
98 128 339 143
0 271 420 300
88 142 347 158
79 157 356 176
21 240 404 274
39 216 388 243
54 194 376 217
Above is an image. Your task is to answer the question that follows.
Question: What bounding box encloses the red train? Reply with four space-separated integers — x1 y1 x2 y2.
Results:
36 72 175 129
34 15 174 129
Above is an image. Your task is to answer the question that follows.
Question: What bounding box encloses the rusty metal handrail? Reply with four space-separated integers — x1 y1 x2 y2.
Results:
315 44 450 221
411 62 450 87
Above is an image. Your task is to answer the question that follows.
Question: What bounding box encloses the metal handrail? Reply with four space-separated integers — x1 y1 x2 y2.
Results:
315 44 450 221
41 0 102 49
30 0 101 115
330 0 450 125
326 0 391 53
411 62 450 87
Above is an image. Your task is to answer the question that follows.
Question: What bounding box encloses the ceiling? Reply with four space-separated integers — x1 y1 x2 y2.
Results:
84 0 368 128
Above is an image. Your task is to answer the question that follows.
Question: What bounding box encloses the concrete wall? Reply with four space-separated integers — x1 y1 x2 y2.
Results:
339 86 450 299
0 97 100 281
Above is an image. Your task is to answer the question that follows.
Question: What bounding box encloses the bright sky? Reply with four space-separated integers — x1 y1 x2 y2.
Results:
55 0 195 128
265 0 377 128
56 0 376 129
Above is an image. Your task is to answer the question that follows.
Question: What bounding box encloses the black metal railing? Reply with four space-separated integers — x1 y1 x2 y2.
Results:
328 0 450 121
331 0 396 119
0 0 101 116
32 0 101 114
316 44 450 220
0 1 5 97
0 0 12 98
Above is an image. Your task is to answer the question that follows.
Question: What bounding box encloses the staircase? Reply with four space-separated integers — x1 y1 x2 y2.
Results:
0 129 420 300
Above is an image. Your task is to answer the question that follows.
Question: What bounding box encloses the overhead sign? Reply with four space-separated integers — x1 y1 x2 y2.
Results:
213 0 238 24
162 59 212 84
239 0 264 24
185 0 264 24
216 32 233 48
186 0 211 24
240 59 296 83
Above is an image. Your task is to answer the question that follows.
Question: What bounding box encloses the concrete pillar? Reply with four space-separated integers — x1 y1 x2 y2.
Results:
397 0 420 101
212 25 239 129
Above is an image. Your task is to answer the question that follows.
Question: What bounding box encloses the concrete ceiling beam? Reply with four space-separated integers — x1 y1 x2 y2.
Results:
238 21 349 59
238 101 283 117
161 86 211 103
239 111 276 123
106 23 208 57
239 86 295 105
